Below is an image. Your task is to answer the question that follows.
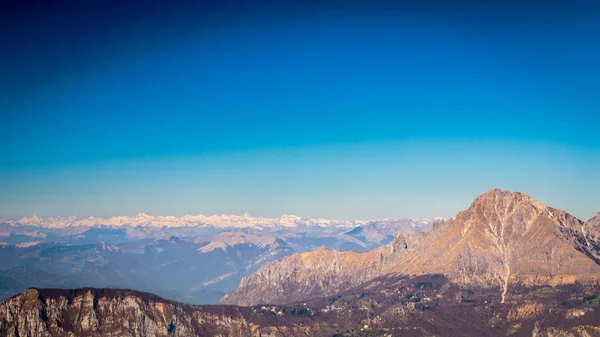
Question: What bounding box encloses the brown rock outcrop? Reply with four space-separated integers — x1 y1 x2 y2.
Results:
0 288 330 337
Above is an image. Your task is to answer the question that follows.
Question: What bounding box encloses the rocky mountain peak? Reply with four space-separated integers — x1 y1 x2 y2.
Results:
455 189 551 231
588 212 600 227
223 189 600 306
453 188 580 239
466 189 546 217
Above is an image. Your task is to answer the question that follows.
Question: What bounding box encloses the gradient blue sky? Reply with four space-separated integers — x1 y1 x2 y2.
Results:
1 0 599 220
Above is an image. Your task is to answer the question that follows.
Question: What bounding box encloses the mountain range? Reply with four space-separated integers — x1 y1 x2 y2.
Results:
0 214 431 304
9 213 368 229
2 189 600 336
222 189 600 306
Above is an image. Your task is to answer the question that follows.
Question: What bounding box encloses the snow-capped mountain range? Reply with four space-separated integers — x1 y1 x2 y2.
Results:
7 213 434 230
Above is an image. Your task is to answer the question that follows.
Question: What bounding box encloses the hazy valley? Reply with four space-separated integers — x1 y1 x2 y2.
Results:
0 214 430 304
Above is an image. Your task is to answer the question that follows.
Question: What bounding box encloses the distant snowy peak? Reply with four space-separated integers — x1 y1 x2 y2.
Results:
357 218 434 232
10 213 377 230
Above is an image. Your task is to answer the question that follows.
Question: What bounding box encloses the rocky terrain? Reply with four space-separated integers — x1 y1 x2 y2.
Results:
0 287 332 337
2 276 600 337
222 189 600 306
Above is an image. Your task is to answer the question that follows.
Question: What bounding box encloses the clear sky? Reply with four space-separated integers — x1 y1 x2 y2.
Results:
1 0 599 221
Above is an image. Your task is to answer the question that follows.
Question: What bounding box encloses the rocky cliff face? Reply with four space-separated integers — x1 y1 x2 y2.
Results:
0 288 336 337
222 189 600 306
4 280 600 337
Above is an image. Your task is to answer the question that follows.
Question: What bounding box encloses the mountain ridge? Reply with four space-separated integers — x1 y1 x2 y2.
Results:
4 279 600 337
9 213 366 229
0 217 433 305
221 189 600 306
2 213 437 234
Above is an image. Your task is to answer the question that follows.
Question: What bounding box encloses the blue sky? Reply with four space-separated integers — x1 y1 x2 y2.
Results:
1 1 599 220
